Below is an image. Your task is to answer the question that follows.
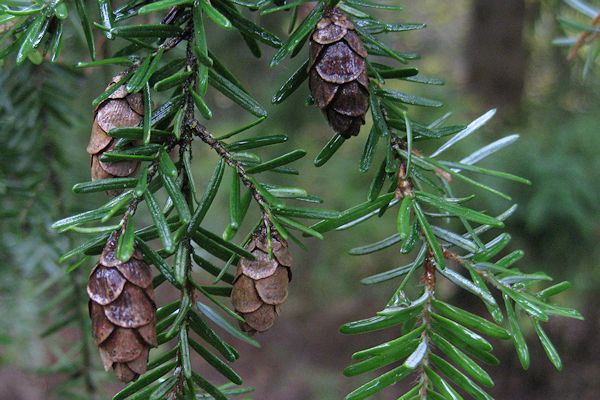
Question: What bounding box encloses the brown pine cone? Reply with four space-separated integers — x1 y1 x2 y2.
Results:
232 230 293 334
87 74 142 183
309 8 369 138
87 233 157 382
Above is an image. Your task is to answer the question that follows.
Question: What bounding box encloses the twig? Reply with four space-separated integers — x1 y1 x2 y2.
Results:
189 120 271 222
179 38 272 225
418 256 435 400
568 13 600 61
390 132 440 399
390 135 451 183
155 7 190 55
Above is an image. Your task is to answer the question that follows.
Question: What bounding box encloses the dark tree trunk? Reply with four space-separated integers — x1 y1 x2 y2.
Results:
465 0 532 118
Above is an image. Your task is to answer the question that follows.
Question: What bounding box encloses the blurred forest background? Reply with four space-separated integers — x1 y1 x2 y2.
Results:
1 0 599 399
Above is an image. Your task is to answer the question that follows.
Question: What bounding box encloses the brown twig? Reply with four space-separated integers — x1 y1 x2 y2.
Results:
418 255 436 400
189 120 271 222
390 135 451 184
390 131 439 399
568 13 600 61
179 37 272 225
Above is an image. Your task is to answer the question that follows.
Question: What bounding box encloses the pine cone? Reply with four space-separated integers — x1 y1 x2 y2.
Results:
87 74 142 183
309 8 369 138
232 231 293 334
87 233 157 382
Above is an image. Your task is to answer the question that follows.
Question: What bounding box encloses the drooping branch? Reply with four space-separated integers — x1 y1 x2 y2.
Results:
179 38 271 226
568 13 600 60
189 120 271 222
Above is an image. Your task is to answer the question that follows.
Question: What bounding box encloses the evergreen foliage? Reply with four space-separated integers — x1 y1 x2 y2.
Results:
556 0 600 77
0 1 584 399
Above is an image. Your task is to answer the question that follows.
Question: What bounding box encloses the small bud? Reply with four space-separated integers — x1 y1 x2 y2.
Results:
395 162 414 199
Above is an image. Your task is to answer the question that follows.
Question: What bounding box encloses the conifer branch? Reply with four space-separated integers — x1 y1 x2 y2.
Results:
189 120 271 222
0 1 583 399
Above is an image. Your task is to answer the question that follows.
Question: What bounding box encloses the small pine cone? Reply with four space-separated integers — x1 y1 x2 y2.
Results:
87 74 143 183
309 8 369 138
87 233 157 382
232 231 293 334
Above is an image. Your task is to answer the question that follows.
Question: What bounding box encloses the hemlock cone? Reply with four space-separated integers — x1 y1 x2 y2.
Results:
232 230 293 334
87 74 142 185
87 233 157 382
309 7 369 138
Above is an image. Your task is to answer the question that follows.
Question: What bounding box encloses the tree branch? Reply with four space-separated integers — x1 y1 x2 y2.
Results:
418 256 435 399
189 119 272 224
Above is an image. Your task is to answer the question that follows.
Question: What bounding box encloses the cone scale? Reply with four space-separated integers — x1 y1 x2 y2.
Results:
87 74 143 186
232 230 293 334
309 8 370 138
87 233 157 382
